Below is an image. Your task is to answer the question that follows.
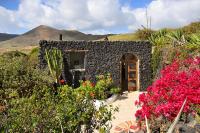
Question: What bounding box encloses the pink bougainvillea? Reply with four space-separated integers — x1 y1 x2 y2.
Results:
135 56 200 121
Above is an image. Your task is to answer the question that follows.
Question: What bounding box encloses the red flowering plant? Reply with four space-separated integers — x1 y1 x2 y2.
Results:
77 80 96 99
135 56 200 128
59 79 65 85
77 74 120 100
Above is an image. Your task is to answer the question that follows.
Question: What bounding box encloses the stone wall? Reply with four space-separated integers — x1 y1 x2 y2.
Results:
39 40 152 91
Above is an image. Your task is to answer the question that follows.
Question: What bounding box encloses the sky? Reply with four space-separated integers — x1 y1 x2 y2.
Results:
0 0 199 34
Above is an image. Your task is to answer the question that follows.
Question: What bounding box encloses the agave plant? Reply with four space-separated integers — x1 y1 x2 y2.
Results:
148 29 167 46
187 34 200 45
148 35 166 46
45 48 63 84
156 29 168 38
167 30 187 46
145 98 187 133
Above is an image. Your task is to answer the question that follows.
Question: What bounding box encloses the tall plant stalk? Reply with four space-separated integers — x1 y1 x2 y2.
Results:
45 48 63 84
167 98 187 133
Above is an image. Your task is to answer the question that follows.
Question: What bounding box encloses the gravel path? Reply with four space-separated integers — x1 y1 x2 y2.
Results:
110 91 143 132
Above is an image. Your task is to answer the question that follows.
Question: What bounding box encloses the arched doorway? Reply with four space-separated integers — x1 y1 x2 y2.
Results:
120 54 139 91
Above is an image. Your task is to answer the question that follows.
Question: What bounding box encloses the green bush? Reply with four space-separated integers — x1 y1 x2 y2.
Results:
1 85 116 132
151 46 162 79
166 30 187 46
28 47 39 67
95 74 120 99
135 28 155 40
186 34 200 45
77 74 120 100
0 54 116 132
1 50 27 59
182 21 200 34
0 55 53 101
150 29 200 80
149 33 168 47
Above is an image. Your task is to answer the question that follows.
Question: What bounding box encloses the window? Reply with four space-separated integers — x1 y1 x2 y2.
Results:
67 51 87 88
69 51 86 70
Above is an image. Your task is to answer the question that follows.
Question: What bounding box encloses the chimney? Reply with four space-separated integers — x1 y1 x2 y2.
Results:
59 34 62 41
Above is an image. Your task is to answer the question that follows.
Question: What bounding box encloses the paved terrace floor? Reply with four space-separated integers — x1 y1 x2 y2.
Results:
110 91 142 132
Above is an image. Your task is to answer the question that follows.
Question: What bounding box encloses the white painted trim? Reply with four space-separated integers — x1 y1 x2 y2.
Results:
70 69 85 72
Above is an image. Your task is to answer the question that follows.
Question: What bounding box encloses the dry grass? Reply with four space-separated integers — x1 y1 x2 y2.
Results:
0 46 37 55
108 33 139 41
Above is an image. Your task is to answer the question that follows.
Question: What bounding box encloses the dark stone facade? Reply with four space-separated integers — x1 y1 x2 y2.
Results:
39 40 152 91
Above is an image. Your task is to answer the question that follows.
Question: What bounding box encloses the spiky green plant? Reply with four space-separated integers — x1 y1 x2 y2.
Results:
167 30 187 46
187 34 200 45
45 48 63 84
156 29 168 38
148 29 168 46
148 35 166 46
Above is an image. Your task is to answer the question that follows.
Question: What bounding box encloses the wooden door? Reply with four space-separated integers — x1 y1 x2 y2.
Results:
127 61 137 91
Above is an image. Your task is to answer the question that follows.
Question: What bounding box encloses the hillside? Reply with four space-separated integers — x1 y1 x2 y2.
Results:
0 33 18 42
108 22 200 41
0 25 107 48
0 22 199 54
108 33 138 41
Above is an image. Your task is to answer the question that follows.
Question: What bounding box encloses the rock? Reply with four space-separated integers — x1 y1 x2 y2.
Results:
175 123 197 133
194 124 200 132
106 94 119 104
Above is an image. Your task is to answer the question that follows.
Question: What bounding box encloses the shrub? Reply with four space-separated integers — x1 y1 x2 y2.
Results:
77 74 120 100
0 54 116 132
95 74 120 99
135 28 155 40
148 29 169 46
135 56 200 129
28 47 39 67
151 46 162 79
186 34 200 45
1 85 116 132
182 21 200 34
0 55 53 101
151 32 200 80
77 80 96 99
167 30 187 46
1 50 27 58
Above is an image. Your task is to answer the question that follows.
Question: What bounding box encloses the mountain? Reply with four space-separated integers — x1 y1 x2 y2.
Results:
0 25 107 48
0 33 18 42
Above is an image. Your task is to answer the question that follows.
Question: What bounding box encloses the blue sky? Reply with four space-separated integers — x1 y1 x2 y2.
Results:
0 0 199 34
0 0 20 10
120 0 152 8
0 0 153 10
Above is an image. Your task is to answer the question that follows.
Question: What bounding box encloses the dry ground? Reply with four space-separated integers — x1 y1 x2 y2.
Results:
0 46 37 54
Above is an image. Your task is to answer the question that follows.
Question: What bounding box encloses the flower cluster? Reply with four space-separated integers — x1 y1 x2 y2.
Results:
78 80 96 99
77 74 120 100
135 56 200 121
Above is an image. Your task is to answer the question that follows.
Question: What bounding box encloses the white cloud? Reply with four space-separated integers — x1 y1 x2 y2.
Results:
0 0 199 34
129 0 200 31
0 6 21 33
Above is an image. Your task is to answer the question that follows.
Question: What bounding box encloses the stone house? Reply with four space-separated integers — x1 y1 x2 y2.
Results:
39 40 152 91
